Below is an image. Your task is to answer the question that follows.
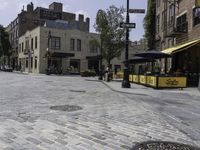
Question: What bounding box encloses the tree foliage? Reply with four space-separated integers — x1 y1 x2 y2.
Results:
143 0 156 50
0 25 11 57
95 5 125 66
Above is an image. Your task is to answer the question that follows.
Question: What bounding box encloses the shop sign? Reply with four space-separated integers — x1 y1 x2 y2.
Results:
158 77 186 88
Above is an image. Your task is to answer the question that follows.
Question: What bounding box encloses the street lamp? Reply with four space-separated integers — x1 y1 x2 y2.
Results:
45 31 51 75
122 0 131 88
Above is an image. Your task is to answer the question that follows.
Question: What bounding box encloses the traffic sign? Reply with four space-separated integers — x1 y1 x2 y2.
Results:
120 23 136 28
129 9 145 13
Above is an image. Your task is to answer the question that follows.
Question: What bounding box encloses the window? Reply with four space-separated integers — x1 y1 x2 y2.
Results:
162 10 167 30
70 39 75 51
51 37 60 49
168 4 175 25
156 0 160 8
22 42 24 52
176 13 187 32
26 58 28 68
193 7 200 26
19 44 21 53
25 40 29 51
156 14 160 33
35 36 37 49
35 56 37 69
77 39 81 51
31 57 33 68
90 44 98 53
31 38 33 50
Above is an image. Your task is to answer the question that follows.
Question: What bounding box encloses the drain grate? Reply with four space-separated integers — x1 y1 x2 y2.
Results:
50 105 82 112
132 141 198 150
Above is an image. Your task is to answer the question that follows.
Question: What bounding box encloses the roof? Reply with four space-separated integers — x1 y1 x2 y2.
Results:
44 20 80 30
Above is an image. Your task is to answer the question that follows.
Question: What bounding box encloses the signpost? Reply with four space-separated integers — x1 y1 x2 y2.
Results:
121 0 145 88
129 9 145 14
120 23 136 28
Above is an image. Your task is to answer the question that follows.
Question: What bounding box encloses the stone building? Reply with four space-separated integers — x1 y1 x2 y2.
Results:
6 2 89 70
110 39 147 72
18 21 100 74
155 0 200 86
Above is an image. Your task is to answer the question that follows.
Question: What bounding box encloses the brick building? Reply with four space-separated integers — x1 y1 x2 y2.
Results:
6 2 89 70
155 0 200 86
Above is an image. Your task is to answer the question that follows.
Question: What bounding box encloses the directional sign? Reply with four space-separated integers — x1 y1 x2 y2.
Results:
120 23 136 28
129 9 145 14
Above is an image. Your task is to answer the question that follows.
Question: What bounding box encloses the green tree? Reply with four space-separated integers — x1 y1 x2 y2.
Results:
95 6 126 67
0 25 11 64
143 0 156 50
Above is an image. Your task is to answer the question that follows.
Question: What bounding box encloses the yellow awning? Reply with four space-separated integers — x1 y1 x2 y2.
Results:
162 39 200 54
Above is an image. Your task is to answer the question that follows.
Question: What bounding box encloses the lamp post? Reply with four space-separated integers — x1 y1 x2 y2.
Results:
122 0 131 88
46 31 51 75
98 40 103 80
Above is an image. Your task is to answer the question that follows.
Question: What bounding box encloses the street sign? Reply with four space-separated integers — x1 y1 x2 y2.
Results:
120 23 136 28
129 9 145 13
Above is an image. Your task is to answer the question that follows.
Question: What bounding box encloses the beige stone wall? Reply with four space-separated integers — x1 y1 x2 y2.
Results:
18 27 40 73
19 27 100 74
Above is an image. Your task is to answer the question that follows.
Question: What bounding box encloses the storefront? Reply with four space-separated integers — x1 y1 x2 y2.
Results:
128 51 187 89
162 39 200 87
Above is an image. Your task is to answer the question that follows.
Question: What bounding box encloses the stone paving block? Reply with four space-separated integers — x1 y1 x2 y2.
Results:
55 138 68 145
26 137 41 145
39 137 54 144
0 137 14 144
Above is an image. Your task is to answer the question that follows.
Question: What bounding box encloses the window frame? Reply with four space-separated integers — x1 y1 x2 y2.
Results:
50 36 61 50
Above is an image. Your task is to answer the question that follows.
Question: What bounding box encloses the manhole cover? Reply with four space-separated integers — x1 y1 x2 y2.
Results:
50 105 82 112
132 141 199 150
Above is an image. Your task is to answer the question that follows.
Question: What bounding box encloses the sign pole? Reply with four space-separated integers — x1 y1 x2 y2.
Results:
122 0 131 88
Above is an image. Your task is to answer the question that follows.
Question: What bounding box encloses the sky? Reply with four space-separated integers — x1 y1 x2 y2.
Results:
0 0 147 41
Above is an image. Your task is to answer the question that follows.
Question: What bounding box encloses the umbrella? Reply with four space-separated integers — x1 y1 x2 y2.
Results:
125 56 155 64
134 50 171 59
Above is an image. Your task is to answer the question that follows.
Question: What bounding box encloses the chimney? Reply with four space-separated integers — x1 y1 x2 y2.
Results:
27 2 34 12
86 17 90 32
78 14 84 22
49 2 63 12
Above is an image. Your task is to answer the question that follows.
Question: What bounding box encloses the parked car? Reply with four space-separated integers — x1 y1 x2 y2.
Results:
0 65 13 72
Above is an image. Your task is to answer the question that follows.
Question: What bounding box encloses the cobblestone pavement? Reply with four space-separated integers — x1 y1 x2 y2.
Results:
0 72 199 150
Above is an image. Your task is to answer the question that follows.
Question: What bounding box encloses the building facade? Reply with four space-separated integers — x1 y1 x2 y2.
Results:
156 0 200 86
18 25 100 74
6 2 90 70
110 39 147 71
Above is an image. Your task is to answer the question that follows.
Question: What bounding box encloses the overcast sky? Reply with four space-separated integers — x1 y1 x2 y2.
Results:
0 0 147 41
